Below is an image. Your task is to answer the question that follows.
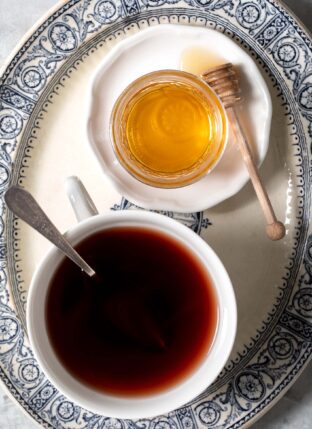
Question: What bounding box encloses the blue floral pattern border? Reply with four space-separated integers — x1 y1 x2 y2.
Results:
0 1 312 428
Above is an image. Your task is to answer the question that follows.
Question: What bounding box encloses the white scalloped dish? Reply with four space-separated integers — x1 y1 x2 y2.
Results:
86 24 272 212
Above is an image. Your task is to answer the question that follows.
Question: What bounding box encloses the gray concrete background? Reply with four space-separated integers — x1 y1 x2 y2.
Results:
1 0 312 428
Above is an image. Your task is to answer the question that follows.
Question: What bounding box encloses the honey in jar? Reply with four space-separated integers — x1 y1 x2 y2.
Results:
111 70 228 188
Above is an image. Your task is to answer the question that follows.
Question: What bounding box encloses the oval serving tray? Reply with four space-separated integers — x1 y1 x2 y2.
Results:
0 1 312 429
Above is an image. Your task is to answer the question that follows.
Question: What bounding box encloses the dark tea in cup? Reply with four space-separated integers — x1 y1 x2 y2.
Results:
28 211 236 418
46 226 218 396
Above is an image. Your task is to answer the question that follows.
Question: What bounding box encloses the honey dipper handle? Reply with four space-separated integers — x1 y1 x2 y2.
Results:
227 108 285 241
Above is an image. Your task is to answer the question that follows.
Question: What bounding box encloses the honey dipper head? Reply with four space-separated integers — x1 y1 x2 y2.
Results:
202 63 241 108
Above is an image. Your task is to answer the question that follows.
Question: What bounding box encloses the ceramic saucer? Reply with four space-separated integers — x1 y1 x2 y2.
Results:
86 24 272 212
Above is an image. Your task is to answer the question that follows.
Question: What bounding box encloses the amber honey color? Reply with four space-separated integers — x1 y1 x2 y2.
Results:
111 70 228 187
126 82 215 173
180 47 225 76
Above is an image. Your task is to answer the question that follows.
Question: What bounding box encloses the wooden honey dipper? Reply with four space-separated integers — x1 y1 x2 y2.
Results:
202 63 285 241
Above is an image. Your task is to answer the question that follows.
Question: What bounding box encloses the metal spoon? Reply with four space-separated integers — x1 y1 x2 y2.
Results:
4 186 96 277
6 184 166 350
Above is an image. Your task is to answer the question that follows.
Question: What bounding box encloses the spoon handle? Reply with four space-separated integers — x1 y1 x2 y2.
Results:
5 186 96 277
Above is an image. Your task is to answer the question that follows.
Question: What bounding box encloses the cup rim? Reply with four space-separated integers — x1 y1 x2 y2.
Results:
27 210 236 419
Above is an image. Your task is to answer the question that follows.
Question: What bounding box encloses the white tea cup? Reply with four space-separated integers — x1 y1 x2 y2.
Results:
27 177 236 419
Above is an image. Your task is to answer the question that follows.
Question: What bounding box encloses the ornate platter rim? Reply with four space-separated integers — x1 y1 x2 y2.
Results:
0 1 312 428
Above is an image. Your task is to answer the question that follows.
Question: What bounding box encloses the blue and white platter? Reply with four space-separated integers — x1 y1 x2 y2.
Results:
1 0 312 428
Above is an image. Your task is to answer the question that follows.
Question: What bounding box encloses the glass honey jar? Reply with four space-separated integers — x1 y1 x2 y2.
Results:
110 70 228 188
